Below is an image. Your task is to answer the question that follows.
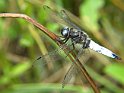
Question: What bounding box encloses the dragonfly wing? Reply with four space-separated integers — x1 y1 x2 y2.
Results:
64 9 85 30
62 45 92 86
73 43 90 65
62 44 91 88
62 56 89 89
44 5 85 31
32 45 69 70
60 10 82 31
43 5 73 28
62 63 77 89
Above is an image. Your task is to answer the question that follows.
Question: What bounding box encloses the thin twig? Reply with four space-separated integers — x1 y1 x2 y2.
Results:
0 13 58 41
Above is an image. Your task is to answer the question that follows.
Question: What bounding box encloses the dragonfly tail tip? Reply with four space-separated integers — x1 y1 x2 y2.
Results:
112 53 121 60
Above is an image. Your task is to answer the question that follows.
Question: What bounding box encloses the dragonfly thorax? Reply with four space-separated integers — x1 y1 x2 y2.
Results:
61 27 81 38
61 27 91 48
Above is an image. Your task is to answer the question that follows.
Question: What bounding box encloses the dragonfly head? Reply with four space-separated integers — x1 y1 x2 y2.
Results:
61 27 70 38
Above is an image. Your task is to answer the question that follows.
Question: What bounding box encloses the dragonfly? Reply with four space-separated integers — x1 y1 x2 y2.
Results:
34 5 121 90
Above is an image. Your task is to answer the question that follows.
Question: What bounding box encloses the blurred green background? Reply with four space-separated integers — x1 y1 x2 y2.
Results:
0 0 124 93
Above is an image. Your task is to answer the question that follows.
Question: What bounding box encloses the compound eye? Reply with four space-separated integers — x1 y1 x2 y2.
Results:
61 27 69 37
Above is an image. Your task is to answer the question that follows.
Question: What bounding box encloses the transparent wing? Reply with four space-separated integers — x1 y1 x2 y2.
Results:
44 5 84 31
33 45 90 89
62 63 76 89
72 43 90 64
43 5 73 28
62 48 90 89
77 48 90 65
60 10 82 31
63 9 85 30
32 45 67 70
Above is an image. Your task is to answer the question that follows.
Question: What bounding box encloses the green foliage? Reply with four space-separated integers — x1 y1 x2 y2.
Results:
0 61 31 84
0 1 6 11
19 34 34 47
7 83 84 93
0 0 124 93
80 0 104 31
104 63 124 84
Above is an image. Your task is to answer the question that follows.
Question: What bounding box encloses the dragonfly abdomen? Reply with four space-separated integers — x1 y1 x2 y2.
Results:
89 40 120 59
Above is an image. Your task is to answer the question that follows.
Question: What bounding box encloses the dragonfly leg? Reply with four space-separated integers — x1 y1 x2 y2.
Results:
63 41 76 63
65 39 76 57
76 48 84 60
63 37 69 44
72 40 75 50
58 36 70 44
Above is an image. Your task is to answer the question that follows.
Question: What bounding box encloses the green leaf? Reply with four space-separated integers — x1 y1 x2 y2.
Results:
104 63 124 84
19 34 34 47
46 23 59 33
8 62 31 77
8 25 18 39
0 0 6 10
9 83 84 93
0 62 31 84
80 0 104 31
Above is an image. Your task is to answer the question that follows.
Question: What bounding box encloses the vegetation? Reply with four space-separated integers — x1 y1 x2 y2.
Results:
0 0 124 93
